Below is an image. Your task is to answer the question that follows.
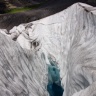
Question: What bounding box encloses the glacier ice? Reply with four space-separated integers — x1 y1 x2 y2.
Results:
47 58 64 96
0 2 96 96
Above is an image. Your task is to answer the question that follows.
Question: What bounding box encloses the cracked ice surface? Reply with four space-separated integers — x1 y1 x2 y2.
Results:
0 2 96 96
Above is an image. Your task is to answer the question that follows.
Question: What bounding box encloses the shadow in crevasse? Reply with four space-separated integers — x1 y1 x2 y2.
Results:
47 57 64 96
47 82 64 96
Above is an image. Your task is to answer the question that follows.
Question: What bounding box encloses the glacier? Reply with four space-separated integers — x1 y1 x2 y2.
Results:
0 2 96 96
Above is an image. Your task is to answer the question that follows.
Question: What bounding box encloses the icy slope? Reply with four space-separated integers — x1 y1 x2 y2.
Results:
0 2 96 96
0 33 48 96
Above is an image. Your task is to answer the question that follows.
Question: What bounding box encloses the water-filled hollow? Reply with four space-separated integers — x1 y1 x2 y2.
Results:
47 58 64 96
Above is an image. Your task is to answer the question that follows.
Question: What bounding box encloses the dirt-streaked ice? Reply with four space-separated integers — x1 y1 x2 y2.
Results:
0 3 96 96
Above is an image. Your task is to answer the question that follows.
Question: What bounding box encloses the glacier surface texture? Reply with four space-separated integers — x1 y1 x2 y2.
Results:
0 2 96 96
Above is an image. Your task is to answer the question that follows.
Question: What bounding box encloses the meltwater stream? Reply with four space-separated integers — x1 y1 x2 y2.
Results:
47 58 64 96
